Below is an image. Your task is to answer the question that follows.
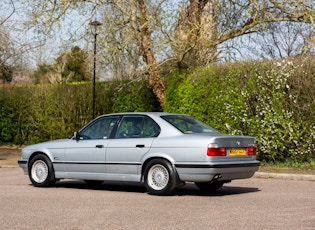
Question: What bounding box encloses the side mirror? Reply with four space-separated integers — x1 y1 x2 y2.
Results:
74 131 80 141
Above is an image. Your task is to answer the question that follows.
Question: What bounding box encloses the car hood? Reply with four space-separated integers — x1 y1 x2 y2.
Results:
23 139 71 151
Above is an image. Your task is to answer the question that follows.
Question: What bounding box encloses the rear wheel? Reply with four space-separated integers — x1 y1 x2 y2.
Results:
29 154 56 187
195 181 224 192
144 159 178 196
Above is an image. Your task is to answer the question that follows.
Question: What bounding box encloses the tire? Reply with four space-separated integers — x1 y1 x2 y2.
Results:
29 154 56 187
144 159 178 196
195 181 224 192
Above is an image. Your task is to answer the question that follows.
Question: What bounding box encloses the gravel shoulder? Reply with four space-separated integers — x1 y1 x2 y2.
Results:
0 146 22 168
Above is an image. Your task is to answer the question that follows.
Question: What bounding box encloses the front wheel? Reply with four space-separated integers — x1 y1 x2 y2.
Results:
144 159 178 196
29 154 56 187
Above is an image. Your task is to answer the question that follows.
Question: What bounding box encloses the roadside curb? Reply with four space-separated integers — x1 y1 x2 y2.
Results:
254 172 315 181
0 165 18 168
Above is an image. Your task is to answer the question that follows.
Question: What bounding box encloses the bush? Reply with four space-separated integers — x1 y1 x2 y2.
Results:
0 79 160 144
1 57 314 163
241 60 314 161
111 79 161 112
165 58 315 162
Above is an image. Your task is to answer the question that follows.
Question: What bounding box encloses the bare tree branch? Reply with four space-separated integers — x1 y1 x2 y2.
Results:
0 0 15 26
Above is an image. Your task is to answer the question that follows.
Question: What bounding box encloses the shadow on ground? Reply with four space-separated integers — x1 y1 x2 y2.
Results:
41 180 260 196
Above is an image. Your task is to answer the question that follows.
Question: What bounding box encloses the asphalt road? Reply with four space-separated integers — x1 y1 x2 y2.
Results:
1 168 314 230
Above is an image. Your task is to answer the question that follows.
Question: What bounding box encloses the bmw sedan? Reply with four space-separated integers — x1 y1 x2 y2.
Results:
18 112 260 195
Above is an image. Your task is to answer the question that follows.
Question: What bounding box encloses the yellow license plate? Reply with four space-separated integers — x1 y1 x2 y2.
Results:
228 148 246 156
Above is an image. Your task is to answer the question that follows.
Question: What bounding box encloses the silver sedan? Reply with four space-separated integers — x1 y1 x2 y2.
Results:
18 112 260 195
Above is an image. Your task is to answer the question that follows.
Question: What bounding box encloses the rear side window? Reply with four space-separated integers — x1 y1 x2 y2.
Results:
116 115 160 138
161 115 219 134
142 116 160 137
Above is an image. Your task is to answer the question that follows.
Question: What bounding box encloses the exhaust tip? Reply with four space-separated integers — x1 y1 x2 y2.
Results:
213 174 222 180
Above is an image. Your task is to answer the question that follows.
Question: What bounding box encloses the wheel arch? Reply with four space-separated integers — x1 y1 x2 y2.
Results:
141 156 178 182
28 151 54 170
28 151 56 187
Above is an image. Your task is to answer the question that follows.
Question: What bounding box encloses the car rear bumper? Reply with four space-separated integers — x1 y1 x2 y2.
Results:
175 161 260 182
18 160 28 175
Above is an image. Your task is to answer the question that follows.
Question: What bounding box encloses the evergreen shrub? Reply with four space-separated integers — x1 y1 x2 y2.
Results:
0 79 159 144
165 57 315 162
1 57 314 163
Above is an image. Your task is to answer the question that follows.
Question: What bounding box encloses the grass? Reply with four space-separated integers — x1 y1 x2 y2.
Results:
259 160 315 175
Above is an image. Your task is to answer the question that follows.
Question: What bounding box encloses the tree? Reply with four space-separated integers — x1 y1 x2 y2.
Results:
61 46 90 82
175 0 219 67
33 63 54 84
1 0 46 85
0 62 13 84
0 0 15 26
131 0 165 107
0 26 14 84
34 46 90 84
247 22 315 59
97 3 141 80
23 0 315 107
0 8 15 84
174 0 315 67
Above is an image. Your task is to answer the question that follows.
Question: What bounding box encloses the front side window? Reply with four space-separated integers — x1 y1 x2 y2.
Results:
161 115 219 134
79 116 119 140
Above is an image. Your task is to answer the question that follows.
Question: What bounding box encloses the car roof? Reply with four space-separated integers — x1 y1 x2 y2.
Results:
102 112 173 115
97 112 183 118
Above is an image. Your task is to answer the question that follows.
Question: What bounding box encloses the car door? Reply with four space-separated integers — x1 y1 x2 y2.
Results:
64 116 119 179
106 115 160 181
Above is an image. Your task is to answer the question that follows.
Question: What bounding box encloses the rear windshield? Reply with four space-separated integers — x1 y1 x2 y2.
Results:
161 115 220 134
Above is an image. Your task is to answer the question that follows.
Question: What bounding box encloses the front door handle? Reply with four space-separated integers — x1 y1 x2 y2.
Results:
96 145 104 148
136 144 145 148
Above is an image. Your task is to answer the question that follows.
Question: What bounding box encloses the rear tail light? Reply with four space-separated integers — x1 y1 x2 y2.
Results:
246 147 256 156
207 147 226 156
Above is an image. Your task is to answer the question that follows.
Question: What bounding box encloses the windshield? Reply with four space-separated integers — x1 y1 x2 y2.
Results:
161 115 220 134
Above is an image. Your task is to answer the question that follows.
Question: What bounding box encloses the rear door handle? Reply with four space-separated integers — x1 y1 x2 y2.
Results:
136 144 145 148
96 145 104 148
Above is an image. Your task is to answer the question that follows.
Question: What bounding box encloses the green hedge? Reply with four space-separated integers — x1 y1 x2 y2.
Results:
0 80 160 144
164 58 315 162
1 57 314 163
